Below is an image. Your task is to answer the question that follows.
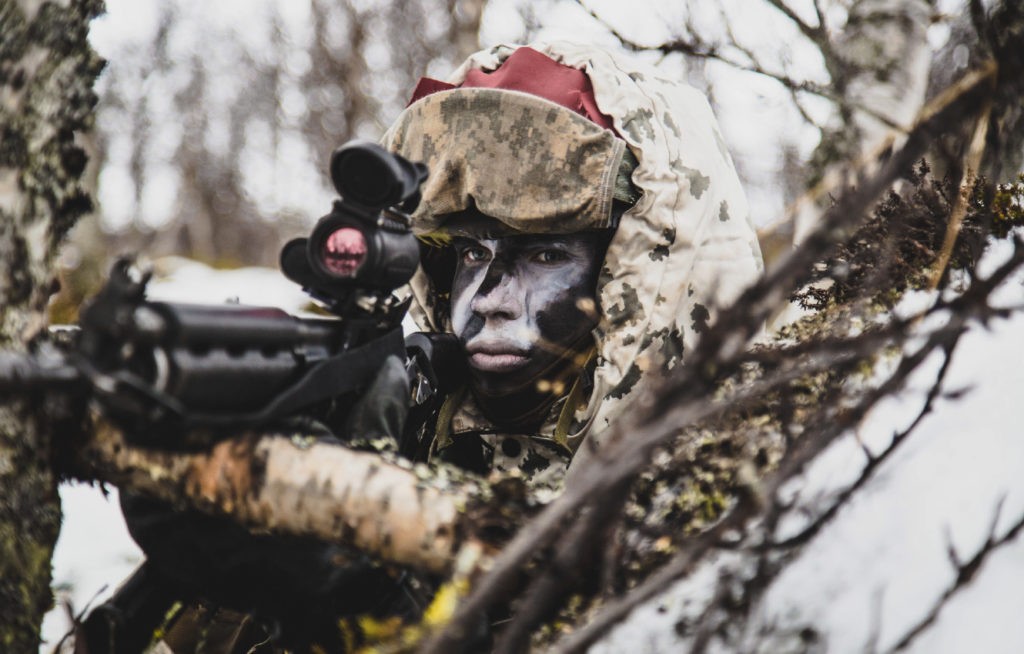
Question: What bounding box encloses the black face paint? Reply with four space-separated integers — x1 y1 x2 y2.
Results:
450 227 607 409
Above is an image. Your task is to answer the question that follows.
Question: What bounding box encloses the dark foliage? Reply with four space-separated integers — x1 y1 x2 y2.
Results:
794 161 1024 310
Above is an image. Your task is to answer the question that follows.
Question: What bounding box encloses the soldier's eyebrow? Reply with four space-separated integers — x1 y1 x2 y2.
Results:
514 233 610 254
511 234 573 247
451 236 496 249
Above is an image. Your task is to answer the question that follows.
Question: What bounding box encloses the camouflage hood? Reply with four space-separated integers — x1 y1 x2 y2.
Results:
385 42 764 479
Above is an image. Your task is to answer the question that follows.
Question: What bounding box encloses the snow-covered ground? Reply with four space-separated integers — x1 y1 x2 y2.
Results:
595 241 1024 653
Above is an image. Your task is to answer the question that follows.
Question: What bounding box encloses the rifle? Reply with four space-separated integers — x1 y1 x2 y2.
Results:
0 140 464 653
1 140 460 447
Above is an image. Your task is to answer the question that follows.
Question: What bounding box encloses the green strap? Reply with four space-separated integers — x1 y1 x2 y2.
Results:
553 374 587 450
431 385 467 456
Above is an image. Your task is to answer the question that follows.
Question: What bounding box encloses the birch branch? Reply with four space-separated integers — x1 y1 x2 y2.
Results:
63 417 516 576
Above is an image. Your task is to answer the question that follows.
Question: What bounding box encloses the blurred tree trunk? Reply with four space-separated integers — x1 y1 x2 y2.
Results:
0 0 103 650
792 0 1024 245
926 0 1024 182
448 0 486 62
794 0 935 243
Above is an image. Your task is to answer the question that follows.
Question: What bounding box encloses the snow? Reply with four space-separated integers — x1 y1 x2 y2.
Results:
140 257 313 312
595 242 1024 653
40 485 140 651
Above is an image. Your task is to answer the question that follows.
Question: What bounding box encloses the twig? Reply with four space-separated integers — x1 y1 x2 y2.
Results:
888 502 1024 652
491 480 629 654
688 567 738 654
767 335 962 549
811 0 828 36
786 84 824 130
927 94 994 290
554 496 757 654
763 0 826 47
573 0 906 133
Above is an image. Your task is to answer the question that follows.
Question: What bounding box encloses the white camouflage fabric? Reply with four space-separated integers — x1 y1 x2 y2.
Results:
384 42 764 495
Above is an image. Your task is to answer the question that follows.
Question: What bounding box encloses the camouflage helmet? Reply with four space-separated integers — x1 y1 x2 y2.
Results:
383 46 638 241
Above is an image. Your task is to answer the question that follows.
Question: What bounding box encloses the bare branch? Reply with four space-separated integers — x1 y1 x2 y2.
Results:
554 496 758 654
426 64 1002 653
767 336 963 550
927 97 994 290
491 484 629 654
574 0 910 136
787 84 825 131
812 0 829 36
556 254 1024 653
65 418 502 576
764 0 826 46
888 502 1024 652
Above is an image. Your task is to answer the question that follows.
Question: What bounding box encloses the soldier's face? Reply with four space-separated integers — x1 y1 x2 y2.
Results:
450 231 606 396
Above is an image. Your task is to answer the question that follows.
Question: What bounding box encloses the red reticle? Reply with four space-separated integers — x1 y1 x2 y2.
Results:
322 227 367 277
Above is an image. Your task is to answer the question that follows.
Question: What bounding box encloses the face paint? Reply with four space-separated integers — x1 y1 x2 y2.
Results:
450 229 606 398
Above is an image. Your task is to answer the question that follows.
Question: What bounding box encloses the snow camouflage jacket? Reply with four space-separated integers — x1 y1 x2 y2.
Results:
384 42 764 498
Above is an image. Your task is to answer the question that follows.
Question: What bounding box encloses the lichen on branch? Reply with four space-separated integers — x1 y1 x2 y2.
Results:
0 1 103 651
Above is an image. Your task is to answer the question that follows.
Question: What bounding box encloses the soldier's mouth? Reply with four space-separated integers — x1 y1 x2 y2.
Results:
465 343 531 372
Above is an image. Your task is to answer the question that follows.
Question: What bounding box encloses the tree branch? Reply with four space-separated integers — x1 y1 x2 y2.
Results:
65 417 506 576
811 0 828 36
764 0 826 48
426 64 1001 653
573 0 910 134
555 243 1024 653
888 502 1024 652
767 335 963 550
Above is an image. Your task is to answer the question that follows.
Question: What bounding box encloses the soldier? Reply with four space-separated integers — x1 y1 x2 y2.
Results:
106 42 763 653
389 43 764 497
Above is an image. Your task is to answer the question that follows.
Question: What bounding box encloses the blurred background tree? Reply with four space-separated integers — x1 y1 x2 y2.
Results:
51 0 488 320
53 0 1023 322
561 0 1022 255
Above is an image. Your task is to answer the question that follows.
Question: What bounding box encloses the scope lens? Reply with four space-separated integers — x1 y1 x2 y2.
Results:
320 227 368 277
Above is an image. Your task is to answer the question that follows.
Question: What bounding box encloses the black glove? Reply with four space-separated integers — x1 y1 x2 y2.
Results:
343 354 410 443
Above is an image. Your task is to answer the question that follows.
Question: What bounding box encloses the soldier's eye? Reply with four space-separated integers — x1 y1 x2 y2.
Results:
533 249 569 264
462 247 491 264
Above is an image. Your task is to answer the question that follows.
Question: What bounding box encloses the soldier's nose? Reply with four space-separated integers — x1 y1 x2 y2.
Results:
471 272 522 321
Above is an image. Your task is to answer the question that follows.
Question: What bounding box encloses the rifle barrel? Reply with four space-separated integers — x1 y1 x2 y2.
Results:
0 350 82 394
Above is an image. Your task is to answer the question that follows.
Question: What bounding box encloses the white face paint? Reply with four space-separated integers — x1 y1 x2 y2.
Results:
450 231 606 397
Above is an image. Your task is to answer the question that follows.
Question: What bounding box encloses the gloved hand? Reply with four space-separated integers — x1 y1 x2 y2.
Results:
343 353 410 443
118 354 417 644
